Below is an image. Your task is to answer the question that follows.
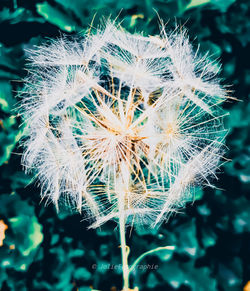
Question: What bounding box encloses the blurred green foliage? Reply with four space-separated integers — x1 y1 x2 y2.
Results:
0 0 249 290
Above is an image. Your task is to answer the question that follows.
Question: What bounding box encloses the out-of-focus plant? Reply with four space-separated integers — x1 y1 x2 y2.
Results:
19 20 230 290
0 194 43 287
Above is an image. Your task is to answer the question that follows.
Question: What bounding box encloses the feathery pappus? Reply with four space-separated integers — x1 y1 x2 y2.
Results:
20 21 229 229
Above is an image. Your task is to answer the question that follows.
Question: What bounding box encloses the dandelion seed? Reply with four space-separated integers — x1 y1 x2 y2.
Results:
20 20 229 291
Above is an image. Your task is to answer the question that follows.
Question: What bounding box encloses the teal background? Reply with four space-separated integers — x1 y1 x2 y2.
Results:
0 0 249 290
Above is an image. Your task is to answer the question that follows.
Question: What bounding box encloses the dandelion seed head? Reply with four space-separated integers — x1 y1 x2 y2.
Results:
20 21 229 228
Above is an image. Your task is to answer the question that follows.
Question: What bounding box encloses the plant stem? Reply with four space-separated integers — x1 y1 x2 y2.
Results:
119 210 130 290
129 245 175 274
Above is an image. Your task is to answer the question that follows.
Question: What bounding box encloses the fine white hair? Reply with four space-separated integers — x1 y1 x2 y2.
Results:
20 21 229 228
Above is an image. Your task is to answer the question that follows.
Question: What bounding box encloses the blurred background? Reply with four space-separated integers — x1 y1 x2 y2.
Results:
0 0 249 290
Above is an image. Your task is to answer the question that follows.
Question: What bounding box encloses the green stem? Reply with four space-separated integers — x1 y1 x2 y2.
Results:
119 211 130 290
129 246 175 274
